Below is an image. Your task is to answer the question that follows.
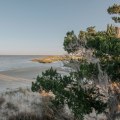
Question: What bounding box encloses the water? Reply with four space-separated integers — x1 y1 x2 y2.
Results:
0 55 63 71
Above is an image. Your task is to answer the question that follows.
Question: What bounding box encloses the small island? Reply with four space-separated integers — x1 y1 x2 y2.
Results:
32 55 82 63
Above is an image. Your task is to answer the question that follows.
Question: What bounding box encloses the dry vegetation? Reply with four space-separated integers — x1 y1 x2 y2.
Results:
32 55 81 63
0 88 72 120
0 97 5 107
0 87 108 120
8 112 42 120
32 55 67 63
0 88 42 120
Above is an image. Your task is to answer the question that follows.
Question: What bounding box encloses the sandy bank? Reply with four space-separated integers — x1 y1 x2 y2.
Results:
32 55 82 63
0 65 69 93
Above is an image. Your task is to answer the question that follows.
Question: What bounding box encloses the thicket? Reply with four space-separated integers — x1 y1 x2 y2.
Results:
32 3 120 120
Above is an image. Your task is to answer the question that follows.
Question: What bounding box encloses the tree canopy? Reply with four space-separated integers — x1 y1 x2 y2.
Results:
31 3 120 120
107 4 120 23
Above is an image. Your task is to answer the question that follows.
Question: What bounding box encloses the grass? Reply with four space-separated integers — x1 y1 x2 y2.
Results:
6 102 18 111
0 88 73 120
8 112 41 120
0 97 5 107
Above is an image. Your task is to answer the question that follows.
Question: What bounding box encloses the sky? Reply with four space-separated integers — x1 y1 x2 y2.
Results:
0 0 119 55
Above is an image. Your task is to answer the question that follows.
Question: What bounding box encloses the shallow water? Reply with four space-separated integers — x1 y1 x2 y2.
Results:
0 55 63 71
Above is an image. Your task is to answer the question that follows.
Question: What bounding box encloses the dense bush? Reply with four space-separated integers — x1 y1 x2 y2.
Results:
32 67 107 120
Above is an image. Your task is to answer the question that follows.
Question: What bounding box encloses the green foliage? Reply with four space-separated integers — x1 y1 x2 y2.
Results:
78 31 86 40
70 25 120 82
86 26 96 36
87 35 120 81
63 27 97 54
32 67 107 120
106 24 116 37
72 61 99 81
87 36 120 56
107 4 120 23
31 4 120 120
31 67 72 93
32 24 120 119
63 31 79 53
107 4 120 14
32 24 119 119
112 17 120 23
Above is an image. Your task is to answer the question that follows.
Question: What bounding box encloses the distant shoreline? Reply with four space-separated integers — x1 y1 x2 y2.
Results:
32 55 65 63
32 55 82 63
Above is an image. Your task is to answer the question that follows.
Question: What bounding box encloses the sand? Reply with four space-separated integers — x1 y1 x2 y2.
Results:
0 65 69 93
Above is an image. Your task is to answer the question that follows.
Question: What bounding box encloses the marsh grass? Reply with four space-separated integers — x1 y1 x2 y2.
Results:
0 88 73 120
0 97 5 107
0 87 42 120
6 102 18 111
8 112 41 120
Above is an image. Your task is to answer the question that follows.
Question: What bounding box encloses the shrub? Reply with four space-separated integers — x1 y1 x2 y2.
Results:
31 67 107 120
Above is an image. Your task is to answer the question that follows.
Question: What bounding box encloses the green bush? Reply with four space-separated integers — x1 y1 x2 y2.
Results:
31 67 107 120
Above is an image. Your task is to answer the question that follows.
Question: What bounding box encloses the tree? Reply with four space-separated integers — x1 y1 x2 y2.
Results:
63 31 79 53
106 24 116 37
63 26 97 56
86 31 120 82
107 4 120 23
32 26 120 119
32 4 120 120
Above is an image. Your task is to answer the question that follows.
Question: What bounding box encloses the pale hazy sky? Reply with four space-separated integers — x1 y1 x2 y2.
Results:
0 0 119 55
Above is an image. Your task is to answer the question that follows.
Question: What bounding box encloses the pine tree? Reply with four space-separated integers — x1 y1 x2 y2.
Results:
107 4 120 23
